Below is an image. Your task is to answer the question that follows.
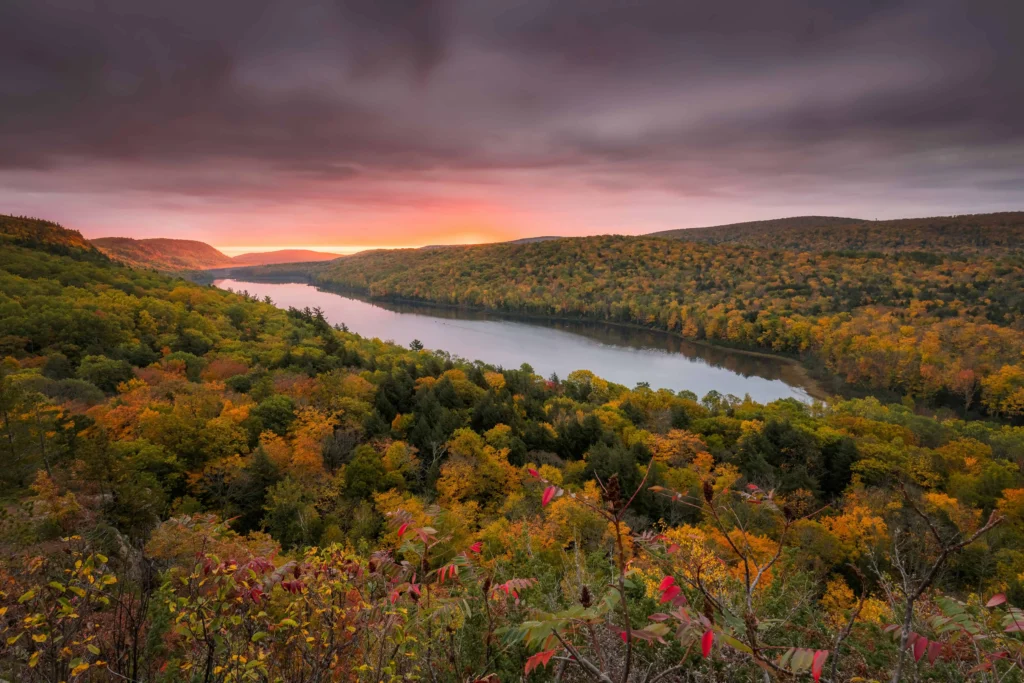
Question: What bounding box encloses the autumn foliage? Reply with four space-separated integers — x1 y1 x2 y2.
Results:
2 216 1024 681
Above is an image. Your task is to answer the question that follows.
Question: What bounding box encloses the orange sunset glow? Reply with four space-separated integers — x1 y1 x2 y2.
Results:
2 0 1020 246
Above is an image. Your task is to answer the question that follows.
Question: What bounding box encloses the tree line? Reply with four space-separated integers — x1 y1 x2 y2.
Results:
309 234 1024 419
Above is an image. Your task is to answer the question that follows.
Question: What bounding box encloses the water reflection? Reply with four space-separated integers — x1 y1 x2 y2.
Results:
214 279 820 403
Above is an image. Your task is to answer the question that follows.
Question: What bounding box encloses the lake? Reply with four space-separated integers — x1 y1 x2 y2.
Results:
213 279 820 403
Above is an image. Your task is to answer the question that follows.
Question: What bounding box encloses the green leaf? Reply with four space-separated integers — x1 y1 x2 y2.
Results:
717 632 753 655
791 648 815 672
251 631 269 642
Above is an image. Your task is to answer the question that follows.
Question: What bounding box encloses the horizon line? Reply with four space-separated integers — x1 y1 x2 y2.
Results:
215 244 424 256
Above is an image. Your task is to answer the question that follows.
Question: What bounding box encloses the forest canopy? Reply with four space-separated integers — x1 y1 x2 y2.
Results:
2 216 1024 681
297 215 1024 419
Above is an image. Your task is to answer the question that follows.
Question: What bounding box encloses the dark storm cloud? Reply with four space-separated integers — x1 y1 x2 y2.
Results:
0 0 1021 210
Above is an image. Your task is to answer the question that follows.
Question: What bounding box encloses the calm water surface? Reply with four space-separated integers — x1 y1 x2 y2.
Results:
214 279 819 403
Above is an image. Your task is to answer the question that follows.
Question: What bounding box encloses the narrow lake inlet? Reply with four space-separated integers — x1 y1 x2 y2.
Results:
214 279 820 404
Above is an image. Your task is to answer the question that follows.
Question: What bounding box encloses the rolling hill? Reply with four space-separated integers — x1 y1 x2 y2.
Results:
229 249 341 267
306 219 1024 413
1 214 106 260
650 211 1024 253
92 237 234 270
91 237 341 271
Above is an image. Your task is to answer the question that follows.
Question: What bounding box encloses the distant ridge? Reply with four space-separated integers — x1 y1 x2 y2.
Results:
507 235 562 244
229 249 341 267
650 216 863 243
91 237 342 271
93 237 233 270
649 212 1024 253
420 235 563 250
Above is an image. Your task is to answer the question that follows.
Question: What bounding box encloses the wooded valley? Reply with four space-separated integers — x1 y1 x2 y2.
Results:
295 213 1024 420
2 215 1024 681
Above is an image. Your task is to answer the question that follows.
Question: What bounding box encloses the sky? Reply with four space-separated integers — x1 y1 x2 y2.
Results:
1 0 1022 252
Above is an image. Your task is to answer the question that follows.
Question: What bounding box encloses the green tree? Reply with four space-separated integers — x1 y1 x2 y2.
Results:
77 354 133 392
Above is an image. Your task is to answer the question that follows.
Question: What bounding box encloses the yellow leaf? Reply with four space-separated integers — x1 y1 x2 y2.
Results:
71 662 90 676
28 651 40 668
32 633 48 643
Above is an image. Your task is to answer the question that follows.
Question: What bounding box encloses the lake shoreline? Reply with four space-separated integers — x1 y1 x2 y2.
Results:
212 273 831 401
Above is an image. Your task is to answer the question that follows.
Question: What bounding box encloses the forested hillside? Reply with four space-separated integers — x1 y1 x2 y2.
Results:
91 236 341 271
1 215 105 260
651 212 1024 254
308 235 1024 418
90 236 235 270
2 219 1024 681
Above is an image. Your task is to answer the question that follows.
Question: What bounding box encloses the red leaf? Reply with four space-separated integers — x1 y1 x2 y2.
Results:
528 468 540 479
666 543 680 554
811 650 828 682
701 630 714 658
658 576 675 592
409 583 421 597
389 590 399 605
968 659 995 674
469 541 483 553
619 630 628 642
397 522 410 538
524 649 556 675
986 593 1007 608
913 636 928 662
542 486 557 507
660 585 682 604
927 640 942 664
746 483 758 491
